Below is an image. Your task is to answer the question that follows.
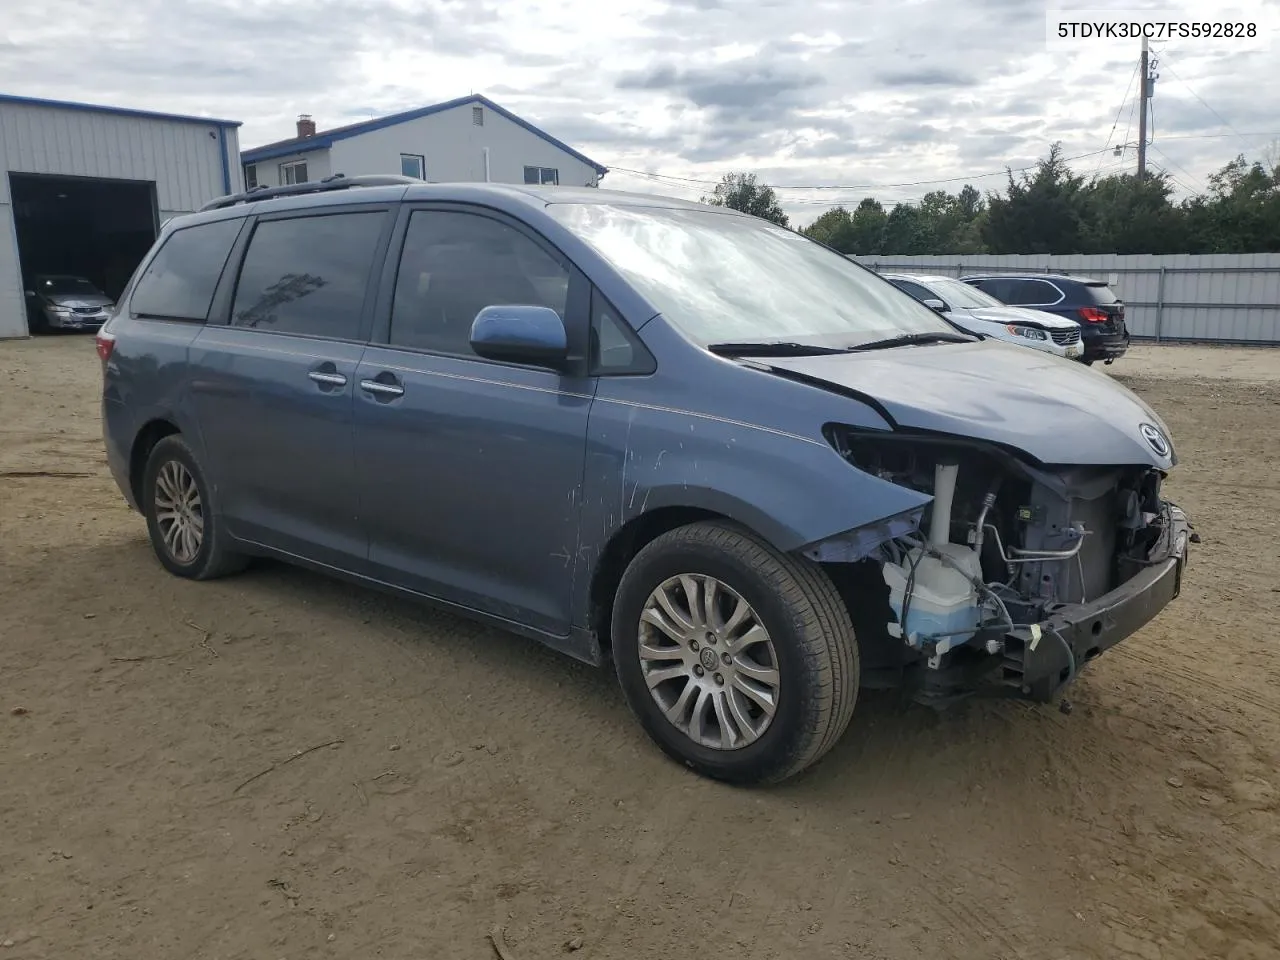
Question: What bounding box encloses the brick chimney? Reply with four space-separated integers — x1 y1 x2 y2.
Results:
296 114 316 138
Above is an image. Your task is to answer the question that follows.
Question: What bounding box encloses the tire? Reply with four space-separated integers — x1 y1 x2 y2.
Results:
611 520 859 785
141 435 247 580
1080 358 1095 366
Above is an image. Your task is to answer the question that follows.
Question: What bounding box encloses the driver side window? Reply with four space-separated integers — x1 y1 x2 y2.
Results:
389 210 570 356
889 278 937 303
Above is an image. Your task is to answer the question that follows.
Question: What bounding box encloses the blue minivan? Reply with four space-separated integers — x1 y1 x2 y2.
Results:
98 176 1191 784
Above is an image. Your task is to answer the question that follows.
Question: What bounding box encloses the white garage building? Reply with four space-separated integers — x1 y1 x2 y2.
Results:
0 94 243 339
241 94 607 193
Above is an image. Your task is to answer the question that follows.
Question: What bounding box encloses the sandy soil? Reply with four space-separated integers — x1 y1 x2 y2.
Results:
2 336 1278 960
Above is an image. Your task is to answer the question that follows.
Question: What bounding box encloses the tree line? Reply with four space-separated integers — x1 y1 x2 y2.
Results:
701 143 1280 256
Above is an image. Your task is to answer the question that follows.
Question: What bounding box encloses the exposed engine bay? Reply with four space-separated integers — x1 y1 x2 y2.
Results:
814 428 1188 704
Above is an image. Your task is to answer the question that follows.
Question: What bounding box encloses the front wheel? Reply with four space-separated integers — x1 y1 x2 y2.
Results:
611 521 859 785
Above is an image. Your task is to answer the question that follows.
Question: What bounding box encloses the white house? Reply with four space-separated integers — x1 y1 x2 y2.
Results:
240 94 607 193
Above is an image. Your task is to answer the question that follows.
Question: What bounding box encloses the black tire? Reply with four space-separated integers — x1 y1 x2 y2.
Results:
1080 358 1095 366
611 520 859 785
141 435 248 580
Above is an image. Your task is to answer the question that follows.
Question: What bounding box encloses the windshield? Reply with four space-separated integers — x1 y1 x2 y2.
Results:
37 276 102 296
547 203 954 346
926 277 1004 310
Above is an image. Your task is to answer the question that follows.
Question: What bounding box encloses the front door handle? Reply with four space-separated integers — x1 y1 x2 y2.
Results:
359 378 405 399
308 370 348 387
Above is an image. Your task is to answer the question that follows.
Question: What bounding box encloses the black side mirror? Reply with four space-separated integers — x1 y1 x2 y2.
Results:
470 305 569 367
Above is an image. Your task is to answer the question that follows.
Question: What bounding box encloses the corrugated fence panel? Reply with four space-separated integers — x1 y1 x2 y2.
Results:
859 253 1280 344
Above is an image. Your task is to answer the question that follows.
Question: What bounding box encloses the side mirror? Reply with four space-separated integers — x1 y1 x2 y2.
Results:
922 298 948 312
470 304 568 367
24 290 34 297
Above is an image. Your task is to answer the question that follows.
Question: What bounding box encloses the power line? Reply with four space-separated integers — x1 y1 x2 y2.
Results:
1151 47 1252 148
607 147 1114 192
1149 144 1207 193
1119 85 1140 163
1154 130 1280 141
1151 164 1201 197
1098 59 1141 177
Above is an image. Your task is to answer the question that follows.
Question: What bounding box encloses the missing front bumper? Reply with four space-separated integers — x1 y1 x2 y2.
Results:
913 503 1191 705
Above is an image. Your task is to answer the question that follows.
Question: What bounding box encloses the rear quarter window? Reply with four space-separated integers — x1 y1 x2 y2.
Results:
1084 283 1120 305
128 218 243 321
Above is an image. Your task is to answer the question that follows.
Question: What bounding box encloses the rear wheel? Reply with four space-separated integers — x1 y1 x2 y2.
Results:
142 435 247 580
611 521 859 784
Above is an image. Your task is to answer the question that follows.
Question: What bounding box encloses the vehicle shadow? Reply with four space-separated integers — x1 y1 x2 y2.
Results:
27 534 1102 796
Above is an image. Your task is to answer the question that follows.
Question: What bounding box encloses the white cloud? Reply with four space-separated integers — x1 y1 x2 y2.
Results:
2 0 1276 225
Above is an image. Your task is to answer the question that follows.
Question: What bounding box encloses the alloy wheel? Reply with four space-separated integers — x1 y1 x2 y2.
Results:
637 574 781 750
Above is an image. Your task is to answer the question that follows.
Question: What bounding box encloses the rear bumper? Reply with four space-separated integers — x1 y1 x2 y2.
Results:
1082 329 1129 361
1004 502 1190 701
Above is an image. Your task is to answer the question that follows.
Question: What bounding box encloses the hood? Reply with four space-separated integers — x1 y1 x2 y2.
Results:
761 339 1176 468
46 294 112 308
957 305 1078 329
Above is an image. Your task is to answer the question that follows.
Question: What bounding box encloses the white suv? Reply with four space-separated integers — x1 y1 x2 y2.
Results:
884 273 1083 360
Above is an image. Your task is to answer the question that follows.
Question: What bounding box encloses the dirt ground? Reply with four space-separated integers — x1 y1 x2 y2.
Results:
2 336 1278 960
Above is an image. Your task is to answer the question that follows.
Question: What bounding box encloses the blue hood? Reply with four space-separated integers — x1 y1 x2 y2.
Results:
761 339 1176 468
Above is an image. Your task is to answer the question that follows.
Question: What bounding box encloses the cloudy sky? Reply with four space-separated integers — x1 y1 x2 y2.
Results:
4 0 1278 225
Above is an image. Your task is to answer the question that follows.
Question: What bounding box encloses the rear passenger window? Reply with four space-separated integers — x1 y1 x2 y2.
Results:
968 279 1011 302
1003 279 1060 306
389 210 569 356
230 212 385 339
129 218 242 321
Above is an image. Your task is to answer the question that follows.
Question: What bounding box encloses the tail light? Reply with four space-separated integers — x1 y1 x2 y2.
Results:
1078 307 1109 323
95 329 116 363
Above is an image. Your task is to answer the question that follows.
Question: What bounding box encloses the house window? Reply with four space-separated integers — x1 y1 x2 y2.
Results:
472 106 484 126
400 154 425 179
280 160 308 185
244 164 258 189
523 166 559 186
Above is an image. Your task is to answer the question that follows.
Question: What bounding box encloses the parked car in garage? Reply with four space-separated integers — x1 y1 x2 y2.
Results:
959 273 1129 365
882 273 1083 360
25 274 114 333
96 176 1191 785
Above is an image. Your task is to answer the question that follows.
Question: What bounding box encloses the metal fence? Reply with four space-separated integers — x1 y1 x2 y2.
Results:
857 254 1280 345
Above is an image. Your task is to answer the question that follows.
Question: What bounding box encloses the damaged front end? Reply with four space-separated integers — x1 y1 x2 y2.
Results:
805 428 1193 706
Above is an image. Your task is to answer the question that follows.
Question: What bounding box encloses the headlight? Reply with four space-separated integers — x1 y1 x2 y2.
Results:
1005 324 1047 340
50 305 73 314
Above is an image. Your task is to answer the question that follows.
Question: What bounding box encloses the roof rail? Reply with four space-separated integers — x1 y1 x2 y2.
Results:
198 173 419 212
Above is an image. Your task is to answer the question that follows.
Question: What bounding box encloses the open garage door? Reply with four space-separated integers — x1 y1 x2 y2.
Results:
9 172 158 333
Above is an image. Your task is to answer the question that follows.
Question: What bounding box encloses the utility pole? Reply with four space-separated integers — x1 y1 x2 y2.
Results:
1137 37 1150 179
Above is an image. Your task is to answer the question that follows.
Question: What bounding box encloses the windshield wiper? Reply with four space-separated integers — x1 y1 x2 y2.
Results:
847 332 974 352
707 341 851 357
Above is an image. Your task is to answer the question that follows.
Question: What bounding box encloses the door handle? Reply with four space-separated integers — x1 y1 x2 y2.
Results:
308 371 348 387
359 378 405 398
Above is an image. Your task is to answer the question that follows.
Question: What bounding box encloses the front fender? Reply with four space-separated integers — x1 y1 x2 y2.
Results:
572 390 932 629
